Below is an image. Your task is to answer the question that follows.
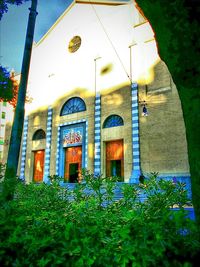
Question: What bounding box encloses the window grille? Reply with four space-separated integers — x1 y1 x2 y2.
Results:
60 97 86 116
103 115 124 128
32 129 46 140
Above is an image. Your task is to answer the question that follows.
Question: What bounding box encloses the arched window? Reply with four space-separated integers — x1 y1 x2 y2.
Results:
103 115 124 128
32 129 46 140
60 97 86 116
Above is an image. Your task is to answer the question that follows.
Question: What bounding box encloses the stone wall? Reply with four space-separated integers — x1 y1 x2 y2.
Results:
139 60 190 175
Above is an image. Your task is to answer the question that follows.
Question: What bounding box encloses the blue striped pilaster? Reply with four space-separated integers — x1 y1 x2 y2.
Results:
94 93 101 175
130 83 141 183
19 117 28 181
85 120 88 168
43 107 53 183
56 126 60 176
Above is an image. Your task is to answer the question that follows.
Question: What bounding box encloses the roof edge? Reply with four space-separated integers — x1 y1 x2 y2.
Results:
76 0 131 6
34 0 131 47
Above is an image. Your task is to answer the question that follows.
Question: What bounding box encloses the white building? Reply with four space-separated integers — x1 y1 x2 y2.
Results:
0 101 13 162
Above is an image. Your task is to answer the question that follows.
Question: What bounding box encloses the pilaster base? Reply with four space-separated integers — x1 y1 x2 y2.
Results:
129 169 141 183
43 176 50 184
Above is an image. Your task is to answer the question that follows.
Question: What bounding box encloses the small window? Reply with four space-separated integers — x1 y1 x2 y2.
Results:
3 102 7 107
32 129 46 141
103 115 124 128
1 112 6 119
60 97 86 116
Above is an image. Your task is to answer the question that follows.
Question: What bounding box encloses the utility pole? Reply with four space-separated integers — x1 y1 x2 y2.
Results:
4 0 38 198
128 43 137 83
94 56 101 95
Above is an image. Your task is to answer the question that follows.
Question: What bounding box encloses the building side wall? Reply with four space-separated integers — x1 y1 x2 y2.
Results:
139 60 190 175
0 102 14 162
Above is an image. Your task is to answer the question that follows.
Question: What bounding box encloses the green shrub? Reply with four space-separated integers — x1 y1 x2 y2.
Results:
0 172 199 266
0 162 6 182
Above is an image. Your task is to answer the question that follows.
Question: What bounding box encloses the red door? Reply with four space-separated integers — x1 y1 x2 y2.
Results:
33 150 45 182
64 146 82 182
106 140 124 180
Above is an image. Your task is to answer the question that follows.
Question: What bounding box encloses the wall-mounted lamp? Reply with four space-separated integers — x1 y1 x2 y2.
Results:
141 101 148 116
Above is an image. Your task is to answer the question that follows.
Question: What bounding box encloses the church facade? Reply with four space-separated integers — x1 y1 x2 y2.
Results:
4 1 190 190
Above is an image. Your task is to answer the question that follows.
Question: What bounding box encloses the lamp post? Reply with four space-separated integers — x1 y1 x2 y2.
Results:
4 0 38 198
94 56 101 95
129 43 137 83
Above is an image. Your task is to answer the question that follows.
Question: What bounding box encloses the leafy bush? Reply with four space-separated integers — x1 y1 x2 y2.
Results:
0 172 199 266
0 163 6 182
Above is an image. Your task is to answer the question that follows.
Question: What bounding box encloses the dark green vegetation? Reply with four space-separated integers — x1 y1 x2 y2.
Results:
136 0 200 227
0 169 199 267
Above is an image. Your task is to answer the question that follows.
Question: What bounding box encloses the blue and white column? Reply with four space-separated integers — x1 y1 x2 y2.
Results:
19 117 29 181
130 83 141 183
85 120 88 169
43 106 53 183
94 93 101 175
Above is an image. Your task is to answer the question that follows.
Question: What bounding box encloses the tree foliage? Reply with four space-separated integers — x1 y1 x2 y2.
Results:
0 66 32 107
0 65 13 101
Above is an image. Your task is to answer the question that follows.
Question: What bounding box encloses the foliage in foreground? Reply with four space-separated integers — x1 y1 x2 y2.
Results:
0 171 199 267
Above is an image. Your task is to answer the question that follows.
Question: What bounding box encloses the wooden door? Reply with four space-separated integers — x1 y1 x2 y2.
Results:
64 146 82 182
106 140 124 180
33 150 45 182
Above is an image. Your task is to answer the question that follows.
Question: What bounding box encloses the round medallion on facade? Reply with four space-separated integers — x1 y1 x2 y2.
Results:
68 36 81 53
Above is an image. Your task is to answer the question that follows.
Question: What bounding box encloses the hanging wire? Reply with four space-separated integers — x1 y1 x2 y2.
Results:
88 0 131 82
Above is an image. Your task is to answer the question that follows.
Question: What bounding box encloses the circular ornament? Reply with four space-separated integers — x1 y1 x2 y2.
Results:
68 36 81 53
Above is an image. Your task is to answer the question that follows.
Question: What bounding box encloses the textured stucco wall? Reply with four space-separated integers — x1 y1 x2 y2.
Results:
139 60 189 175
